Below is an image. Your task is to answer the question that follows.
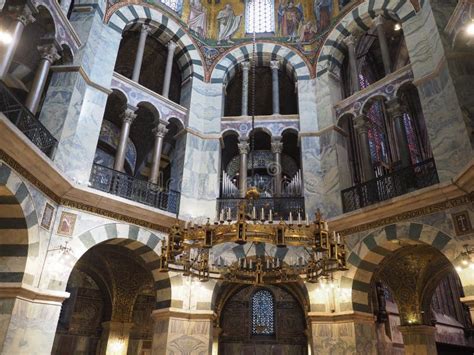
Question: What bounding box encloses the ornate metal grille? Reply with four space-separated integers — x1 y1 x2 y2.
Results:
246 0 275 33
0 81 57 158
90 164 180 214
251 289 275 335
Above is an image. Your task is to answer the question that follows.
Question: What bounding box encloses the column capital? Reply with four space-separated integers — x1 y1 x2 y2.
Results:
354 115 370 134
238 139 250 155
153 123 169 138
271 137 283 154
140 24 153 35
270 60 280 70
386 98 407 119
37 43 61 63
343 34 357 47
373 15 385 27
10 5 36 26
241 61 251 71
167 41 177 53
120 108 137 125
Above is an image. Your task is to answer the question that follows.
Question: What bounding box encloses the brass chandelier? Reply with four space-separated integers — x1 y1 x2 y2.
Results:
160 188 348 284
160 5 347 285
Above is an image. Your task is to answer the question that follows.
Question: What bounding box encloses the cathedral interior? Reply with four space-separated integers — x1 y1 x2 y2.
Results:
0 0 474 354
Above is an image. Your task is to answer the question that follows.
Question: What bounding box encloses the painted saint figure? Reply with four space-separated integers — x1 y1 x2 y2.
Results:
278 1 304 42
314 0 332 32
188 0 207 37
216 4 242 45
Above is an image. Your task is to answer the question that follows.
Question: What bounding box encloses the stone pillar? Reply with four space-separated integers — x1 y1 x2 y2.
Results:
0 5 36 79
270 60 280 115
398 325 437 355
309 312 377 354
374 15 392 75
131 24 151 82
343 35 360 94
162 41 177 98
151 308 214 355
386 98 411 168
114 108 137 172
149 123 169 185
99 321 134 355
238 138 250 198
241 61 250 116
354 115 375 181
271 137 283 197
0 286 68 354
24 43 61 114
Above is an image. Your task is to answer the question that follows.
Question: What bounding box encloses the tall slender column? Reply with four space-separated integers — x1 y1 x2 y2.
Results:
271 137 283 197
398 325 437 355
238 138 250 198
149 123 168 185
354 115 375 181
25 43 60 114
162 41 177 98
0 5 36 79
374 15 392 75
270 60 280 115
132 25 151 82
114 108 137 172
241 61 250 116
343 35 360 94
386 98 411 168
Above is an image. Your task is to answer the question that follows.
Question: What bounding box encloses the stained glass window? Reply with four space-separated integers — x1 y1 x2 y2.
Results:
246 0 275 33
251 289 275 335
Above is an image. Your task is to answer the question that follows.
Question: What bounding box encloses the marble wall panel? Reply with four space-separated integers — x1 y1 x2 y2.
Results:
298 78 319 132
187 80 223 134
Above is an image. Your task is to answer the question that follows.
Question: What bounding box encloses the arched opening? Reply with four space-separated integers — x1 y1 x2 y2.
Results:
52 243 157 354
217 284 308 353
369 244 474 354
224 63 298 117
114 25 182 104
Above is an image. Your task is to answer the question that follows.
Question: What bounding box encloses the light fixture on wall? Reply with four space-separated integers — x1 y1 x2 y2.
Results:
455 244 474 273
466 19 474 36
393 23 402 31
0 29 12 45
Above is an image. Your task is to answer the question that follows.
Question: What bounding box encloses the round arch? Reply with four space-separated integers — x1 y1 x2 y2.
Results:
0 163 39 286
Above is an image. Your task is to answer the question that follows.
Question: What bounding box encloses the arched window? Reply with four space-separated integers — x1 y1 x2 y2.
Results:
251 289 275 335
246 0 275 33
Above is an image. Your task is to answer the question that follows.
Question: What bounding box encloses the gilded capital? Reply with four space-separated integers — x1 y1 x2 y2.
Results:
238 139 250 155
271 138 283 154
153 123 169 138
37 43 61 63
12 5 36 26
270 60 280 71
121 108 137 125
167 41 177 53
241 61 251 71
141 24 152 35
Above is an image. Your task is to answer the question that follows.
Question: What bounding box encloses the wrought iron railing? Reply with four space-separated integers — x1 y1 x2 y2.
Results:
89 164 180 214
217 196 305 220
341 158 439 213
0 81 57 158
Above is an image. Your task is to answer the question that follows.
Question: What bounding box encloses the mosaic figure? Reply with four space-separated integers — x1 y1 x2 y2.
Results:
278 0 304 41
216 4 242 44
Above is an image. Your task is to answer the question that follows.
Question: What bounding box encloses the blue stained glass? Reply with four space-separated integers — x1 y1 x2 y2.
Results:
251 289 275 335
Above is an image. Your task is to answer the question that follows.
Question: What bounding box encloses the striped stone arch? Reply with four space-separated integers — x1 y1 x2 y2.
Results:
210 42 312 84
0 163 39 286
107 4 204 81
316 0 418 77
342 222 458 314
60 223 174 310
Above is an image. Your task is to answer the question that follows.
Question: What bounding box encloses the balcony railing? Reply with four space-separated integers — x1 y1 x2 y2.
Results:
341 158 439 213
90 164 180 214
0 81 57 158
217 196 305 220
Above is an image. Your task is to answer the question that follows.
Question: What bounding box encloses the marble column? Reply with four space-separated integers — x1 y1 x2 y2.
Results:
270 60 280 115
237 138 250 198
162 41 177 98
271 137 283 197
149 123 169 185
151 308 214 355
114 108 137 172
0 5 36 79
354 115 375 181
398 325 437 355
343 35 360 94
386 98 411 168
374 15 391 75
99 321 134 355
24 43 61 114
131 24 151 82
241 61 250 116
